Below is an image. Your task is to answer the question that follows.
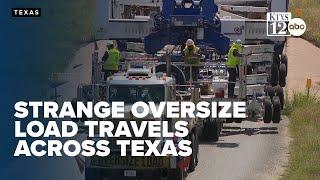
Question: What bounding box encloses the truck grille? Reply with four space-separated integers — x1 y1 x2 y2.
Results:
106 119 158 152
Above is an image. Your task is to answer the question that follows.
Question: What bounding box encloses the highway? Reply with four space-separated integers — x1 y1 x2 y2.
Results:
52 38 319 180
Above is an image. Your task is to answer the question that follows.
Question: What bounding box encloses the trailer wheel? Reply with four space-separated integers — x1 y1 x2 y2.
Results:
189 133 197 172
281 54 288 76
177 168 186 180
279 64 287 87
265 85 275 100
273 54 281 67
212 121 220 141
275 85 284 109
271 63 279 86
156 64 186 86
264 97 273 123
272 96 281 123
203 120 220 141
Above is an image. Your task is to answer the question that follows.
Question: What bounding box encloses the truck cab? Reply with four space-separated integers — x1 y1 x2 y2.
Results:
106 68 175 105
84 67 200 180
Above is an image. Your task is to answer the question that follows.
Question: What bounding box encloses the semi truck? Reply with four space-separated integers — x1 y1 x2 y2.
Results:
76 56 228 179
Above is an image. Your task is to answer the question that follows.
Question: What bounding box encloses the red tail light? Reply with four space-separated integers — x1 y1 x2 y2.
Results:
215 89 225 98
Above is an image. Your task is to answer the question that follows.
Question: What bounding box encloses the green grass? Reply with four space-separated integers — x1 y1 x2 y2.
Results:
282 93 320 180
290 0 320 47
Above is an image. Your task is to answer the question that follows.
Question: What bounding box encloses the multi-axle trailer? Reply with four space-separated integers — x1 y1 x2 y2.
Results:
75 0 290 179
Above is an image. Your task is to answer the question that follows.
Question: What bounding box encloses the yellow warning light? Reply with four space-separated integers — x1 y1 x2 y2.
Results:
306 78 312 89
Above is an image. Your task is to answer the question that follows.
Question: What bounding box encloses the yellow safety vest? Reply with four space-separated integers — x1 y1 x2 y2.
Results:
226 43 242 68
183 46 200 65
103 48 121 71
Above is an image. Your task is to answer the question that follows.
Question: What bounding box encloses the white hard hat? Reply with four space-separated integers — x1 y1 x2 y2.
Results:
236 39 242 44
186 39 195 46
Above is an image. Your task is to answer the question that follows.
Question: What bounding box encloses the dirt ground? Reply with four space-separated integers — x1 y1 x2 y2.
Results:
286 38 320 96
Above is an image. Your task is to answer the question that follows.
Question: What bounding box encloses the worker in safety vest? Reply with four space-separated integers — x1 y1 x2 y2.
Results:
226 39 243 98
102 44 121 80
183 39 201 82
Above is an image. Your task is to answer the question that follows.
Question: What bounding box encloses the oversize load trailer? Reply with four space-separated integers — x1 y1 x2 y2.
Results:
75 0 290 179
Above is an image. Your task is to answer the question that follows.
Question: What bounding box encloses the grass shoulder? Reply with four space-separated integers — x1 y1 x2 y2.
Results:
290 0 320 47
281 93 320 179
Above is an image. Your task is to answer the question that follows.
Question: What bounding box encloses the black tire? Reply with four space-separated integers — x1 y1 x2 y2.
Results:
189 133 196 172
264 97 273 123
211 121 220 141
265 85 275 100
271 63 279 86
272 96 281 123
273 54 281 67
279 64 287 87
275 85 284 109
225 119 233 123
176 168 186 180
281 54 288 76
202 120 220 141
156 64 186 87
212 121 220 141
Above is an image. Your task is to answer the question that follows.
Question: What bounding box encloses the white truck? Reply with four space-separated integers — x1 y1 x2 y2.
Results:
72 0 292 179
76 55 227 179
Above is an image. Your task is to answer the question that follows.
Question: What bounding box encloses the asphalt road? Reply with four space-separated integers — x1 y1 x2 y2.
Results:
188 120 290 180
54 38 320 180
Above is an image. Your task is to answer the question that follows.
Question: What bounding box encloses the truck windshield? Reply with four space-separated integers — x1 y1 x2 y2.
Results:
109 85 165 104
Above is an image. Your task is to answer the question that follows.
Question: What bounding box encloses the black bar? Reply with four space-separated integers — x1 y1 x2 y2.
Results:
12 8 41 17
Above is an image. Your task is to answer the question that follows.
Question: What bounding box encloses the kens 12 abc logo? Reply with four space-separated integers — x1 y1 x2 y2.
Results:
267 12 306 37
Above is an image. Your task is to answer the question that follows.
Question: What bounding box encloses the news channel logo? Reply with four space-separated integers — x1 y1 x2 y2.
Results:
267 12 306 37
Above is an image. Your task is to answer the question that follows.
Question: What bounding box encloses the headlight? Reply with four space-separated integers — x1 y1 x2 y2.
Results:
175 0 183 6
